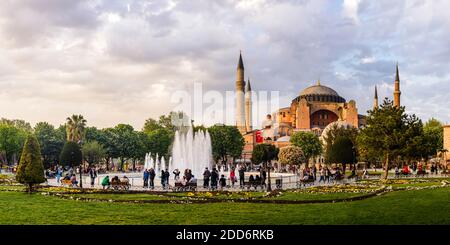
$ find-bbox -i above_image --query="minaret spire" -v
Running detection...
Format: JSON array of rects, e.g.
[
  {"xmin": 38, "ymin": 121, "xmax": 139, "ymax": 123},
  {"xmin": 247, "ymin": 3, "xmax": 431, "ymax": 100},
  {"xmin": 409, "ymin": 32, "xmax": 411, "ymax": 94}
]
[
  {"xmin": 245, "ymin": 77, "xmax": 252, "ymax": 132},
  {"xmin": 237, "ymin": 51, "xmax": 244, "ymax": 70},
  {"xmin": 235, "ymin": 51, "xmax": 246, "ymax": 133},
  {"xmin": 373, "ymin": 85, "xmax": 378, "ymax": 110},
  {"xmin": 393, "ymin": 63, "xmax": 401, "ymax": 108},
  {"xmin": 246, "ymin": 77, "xmax": 251, "ymax": 92},
  {"xmin": 395, "ymin": 62, "xmax": 400, "ymax": 82}
]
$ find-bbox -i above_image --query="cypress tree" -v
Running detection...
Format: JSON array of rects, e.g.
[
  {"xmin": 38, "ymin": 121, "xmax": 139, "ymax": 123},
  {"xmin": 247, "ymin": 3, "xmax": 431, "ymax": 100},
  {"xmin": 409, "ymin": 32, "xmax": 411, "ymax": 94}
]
[
  {"xmin": 16, "ymin": 134, "xmax": 46, "ymax": 193},
  {"xmin": 60, "ymin": 141, "xmax": 82, "ymax": 167}
]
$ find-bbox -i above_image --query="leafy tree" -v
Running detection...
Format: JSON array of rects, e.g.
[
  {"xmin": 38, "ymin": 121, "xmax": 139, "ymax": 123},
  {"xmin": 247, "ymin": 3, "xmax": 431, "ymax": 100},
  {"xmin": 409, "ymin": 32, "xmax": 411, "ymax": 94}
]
[
  {"xmin": 251, "ymin": 143, "xmax": 278, "ymax": 191},
  {"xmin": 0, "ymin": 123, "xmax": 27, "ymax": 166},
  {"xmin": 15, "ymin": 134, "xmax": 45, "ymax": 193},
  {"xmin": 130, "ymin": 131, "xmax": 149, "ymax": 170},
  {"xmin": 59, "ymin": 141, "xmax": 82, "ymax": 168},
  {"xmin": 34, "ymin": 122, "xmax": 65, "ymax": 168},
  {"xmin": 84, "ymin": 126, "xmax": 105, "ymax": 143},
  {"xmin": 327, "ymin": 135, "xmax": 355, "ymax": 174},
  {"xmin": 402, "ymin": 115, "xmax": 426, "ymax": 163},
  {"xmin": 82, "ymin": 141, "xmax": 106, "ymax": 166},
  {"xmin": 143, "ymin": 111, "xmax": 189, "ymax": 134},
  {"xmin": 56, "ymin": 124, "xmax": 67, "ymax": 142},
  {"xmin": 101, "ymin": 128, "xmax": 120, "ymax": 170},
  {"xmin": 143, "ymin": 118, "xmax": 163, "ymax": 133},
  {"xmin": 422, "ymin": 118, "xmax": 443, "ymax": 158},
  {"xmin": 110, "ymin": 124, "xmax": 140, "ymax": 169},
  {"xmin": 208, "ymin": 125, "xmax": 245, "ymax": 166},
  {"xmin": 144, "ymin": 128, "xmax": 173, "ymax": 160},
  {"xmin": 65, "ymin": 114, "xmax": 87, "ymax": 142},
  {"xmin": 358, "ymin": 98, "xmax": 423, "ymax": 179},
  {"xmin": 0, "ymin": 118, "xmax": 33, "ymax": 133},
  {"xmin": 290, "ymin": 131, "xmax": 322, "ymax": 165},
  {"xmin": 278, "ymin": 146, "xmax": 305, "ymax": 166}
]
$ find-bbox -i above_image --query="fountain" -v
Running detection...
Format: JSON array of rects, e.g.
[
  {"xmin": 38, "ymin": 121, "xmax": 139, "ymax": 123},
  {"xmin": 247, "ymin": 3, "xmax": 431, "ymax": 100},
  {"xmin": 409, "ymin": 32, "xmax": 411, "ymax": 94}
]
[{"xmin": 171, "ymin": 126, "xmax": 213, "ymax": 179}]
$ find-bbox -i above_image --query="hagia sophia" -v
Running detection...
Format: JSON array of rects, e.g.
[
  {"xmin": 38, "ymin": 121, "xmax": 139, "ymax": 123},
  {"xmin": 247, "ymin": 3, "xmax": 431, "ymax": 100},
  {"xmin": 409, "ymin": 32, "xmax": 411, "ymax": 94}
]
[{"xmin": 234, "ymin": 53, "xmax": 403, "ymax": 160}]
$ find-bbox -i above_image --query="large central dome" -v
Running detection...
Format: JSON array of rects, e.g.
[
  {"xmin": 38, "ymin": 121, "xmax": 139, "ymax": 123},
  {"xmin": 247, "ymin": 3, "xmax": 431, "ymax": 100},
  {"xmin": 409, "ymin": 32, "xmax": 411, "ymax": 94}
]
[
  {"xmin": 293, "ymin": 80, "xmax": 345, "ymax": 103},
  {"xmin": 300, "ymin": 84, "xmax": 339, "ymax": 96}
]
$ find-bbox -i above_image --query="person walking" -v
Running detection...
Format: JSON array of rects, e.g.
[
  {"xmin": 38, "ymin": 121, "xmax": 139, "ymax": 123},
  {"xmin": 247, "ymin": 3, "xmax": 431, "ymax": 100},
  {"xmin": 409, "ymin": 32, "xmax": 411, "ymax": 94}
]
[
  {"xmin": 325, "ymin": 167, "xmax": 331, "ymax": 183},
  {"xmin": 164, "ymin": 169, "xmax": 170, "ymax": 187},
  {"xmin": 211, "ymin": 168, "xmax": 219, "ymax": 190},
  {"xmin": 173, "ymin": 169, "xmax": 180, "ymax": 181},
  {"xmin": 238, "ymin": 166, "xmax": 245, "ymax": 188},
  {"xmin": 203, "ymin": 167, "xmax": 211, "ymax": 188},
  {"xmin": 149, "ymin": 168, "xmax": 155, "ymax": 189},
  {"xmin": 160, "ymin": 170, "xmax": 166, "ymax": 189},
  {"xmin": 319, "ymin": 167, "xmax": 325, "ymax": 183},
  {"xmin": 143, "ymin": 169, "xmax": 149, "ymax": 188},
  {"xmin": 89, "ymin": 167, "xmax": 97, "ymax": 187},
  {"xmin": 261, "ymin": 168, "xmax": 267, "ymax": 188},
  {"xmin": 56, "ymin": 166, "xmax": 62, "ymax": 184},
  {"xmin": 312, "ymin": 165, "xmax": 317, "ymax": 180},
  {"xmin": 229, "ymin": 167, "xmax": 236, "ymax": 187}
]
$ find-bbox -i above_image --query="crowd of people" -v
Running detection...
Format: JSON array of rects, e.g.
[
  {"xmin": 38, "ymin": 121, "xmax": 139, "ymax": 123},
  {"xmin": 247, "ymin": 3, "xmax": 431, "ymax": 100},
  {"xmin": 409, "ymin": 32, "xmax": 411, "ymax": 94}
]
[{"xmin": 39, "ymin": 159, "xmax": 448, "ymax": 191}]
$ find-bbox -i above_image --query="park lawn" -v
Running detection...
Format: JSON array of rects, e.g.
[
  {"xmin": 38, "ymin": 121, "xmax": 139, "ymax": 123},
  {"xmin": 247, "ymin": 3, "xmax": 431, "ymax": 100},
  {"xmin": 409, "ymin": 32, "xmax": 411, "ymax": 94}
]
[
  {"xmin": 68, "ymin": 193, "xmax": 176, "ymax": 201},
  {"xmin": 0, "ymin": 187, "xmax": 449, "ymax": 224},
  {"xmin": 270, "ymin": 191, "xmax": 365, "ymax": 201},
  {"xmin": 166, "ymin": 191, "xmax": 266, "ymax": 200}
]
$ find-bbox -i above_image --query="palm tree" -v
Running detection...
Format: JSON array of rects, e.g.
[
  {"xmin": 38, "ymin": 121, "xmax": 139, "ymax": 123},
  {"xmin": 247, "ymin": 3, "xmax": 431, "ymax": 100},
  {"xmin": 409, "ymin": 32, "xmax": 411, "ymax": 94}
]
[
  {"xmin": 66, "ymin": 115, "xmax": 87, "ymax": 142},
  {"xmin": 65, "ymin": 114, "xmax": 87, "ymax": 188}
]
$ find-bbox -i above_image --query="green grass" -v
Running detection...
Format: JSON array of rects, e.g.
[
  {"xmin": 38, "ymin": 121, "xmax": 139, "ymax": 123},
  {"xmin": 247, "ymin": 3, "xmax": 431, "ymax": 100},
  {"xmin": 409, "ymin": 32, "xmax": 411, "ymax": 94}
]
[
  {"xmin": 69, "ymin": 193, "xmax": 176, "ymax": 201},
  {"xmin": 270, "ymin": 191, "xmax": 364, "ymax": 201},
  {"xmin": 0, "ymin": 187, "xmax": 449, "ymax": 224}
]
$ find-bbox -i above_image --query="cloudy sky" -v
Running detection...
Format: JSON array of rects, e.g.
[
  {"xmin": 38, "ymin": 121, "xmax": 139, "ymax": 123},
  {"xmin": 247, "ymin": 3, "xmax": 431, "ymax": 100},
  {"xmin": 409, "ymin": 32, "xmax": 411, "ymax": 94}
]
[{"xmin": 0, "ymin": 0, "xmax": 449, "ymax": 129}]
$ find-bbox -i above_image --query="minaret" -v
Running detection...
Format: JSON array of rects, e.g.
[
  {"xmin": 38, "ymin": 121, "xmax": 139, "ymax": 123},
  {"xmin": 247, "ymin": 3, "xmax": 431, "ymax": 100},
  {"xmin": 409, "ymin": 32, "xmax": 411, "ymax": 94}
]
[
  {"xmin": 393, "ymin": 63, "xmax": 401, "ymax": 108},
  {"xmin": 373, "ymin": 85, "xmax": 378, "ymax": 110},
  {"xmin": 235, "ymin": 52, "xmax": 246, "ymax": 133},
  {"xmin": 245, "ymin": 77, "xmax": 252, "ymax": 132}
]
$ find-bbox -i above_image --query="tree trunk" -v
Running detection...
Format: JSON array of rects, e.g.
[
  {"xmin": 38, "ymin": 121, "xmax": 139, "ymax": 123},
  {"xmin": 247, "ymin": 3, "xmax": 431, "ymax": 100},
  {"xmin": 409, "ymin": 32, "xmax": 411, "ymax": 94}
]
[
  {"xmin": 266, "ymin": 161, "xmax": 272, "ymax": 192},
  {"xmin": 28, "ymin": 183, "xmax": 33, "ymax": 194},
  {"xmin": 383, "ymin": 154, "xmax": 389, "ymax": 180},
  {"xmin": 106, "ymin": 157, "xmax": 110, "ymax": 171},
  {"xmin": 79, "ymin": 164, "xmax": 83, "ymax": 188}
]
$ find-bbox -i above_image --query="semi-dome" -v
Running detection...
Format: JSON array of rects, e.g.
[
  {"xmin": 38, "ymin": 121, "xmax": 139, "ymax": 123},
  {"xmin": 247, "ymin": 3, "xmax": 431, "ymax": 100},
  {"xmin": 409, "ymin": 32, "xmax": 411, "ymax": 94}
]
[{"xmin": 300, "ymin": 84, "xmax": 339, "ymax": 96}]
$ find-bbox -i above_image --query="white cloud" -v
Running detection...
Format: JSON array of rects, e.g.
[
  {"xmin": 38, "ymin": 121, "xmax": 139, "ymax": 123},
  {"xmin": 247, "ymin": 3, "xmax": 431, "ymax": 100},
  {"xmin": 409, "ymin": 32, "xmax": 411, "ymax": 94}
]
[
  {"xmin": 0, "ymin": 0, "xmax": 449, "ymax": 128},
  {"xmin": 342, "ymin": 0, "xmax": 361, "ymax": 24}
]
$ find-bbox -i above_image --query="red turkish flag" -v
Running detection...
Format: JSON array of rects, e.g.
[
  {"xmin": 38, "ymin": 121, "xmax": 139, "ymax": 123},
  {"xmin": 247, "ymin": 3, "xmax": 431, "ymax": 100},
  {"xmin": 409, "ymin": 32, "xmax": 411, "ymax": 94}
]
[{"xmin": 255, "ymin": 130, "xmax": 263, "ymax": 143}]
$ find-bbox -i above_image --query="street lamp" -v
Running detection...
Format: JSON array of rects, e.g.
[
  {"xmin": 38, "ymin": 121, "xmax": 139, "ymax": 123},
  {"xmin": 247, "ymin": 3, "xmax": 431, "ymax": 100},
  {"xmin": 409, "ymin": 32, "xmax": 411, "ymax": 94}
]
[{"xmin": 78, "ymin": 139, "xmax": 83, "ymax": 189}]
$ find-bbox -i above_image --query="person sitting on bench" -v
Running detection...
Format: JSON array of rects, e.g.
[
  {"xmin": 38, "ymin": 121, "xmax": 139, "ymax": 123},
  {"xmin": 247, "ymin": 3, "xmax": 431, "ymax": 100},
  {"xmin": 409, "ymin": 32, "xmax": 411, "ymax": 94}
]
[
  {"xmin": 70, "ymin": 174, "xmax": 78, "ymax": 187},
  {"xmin": 121, "ymin": 175, "xmax": 129, "ymax": 184},
  {"xmin": 111, "ymin": 176, "xmax": 120, "ymax": 184},
  {"xmin": 255, "ymin": 175, "xmax": 262, "ymax": 189},
  {"xmin": 101, "ymin": 176, "xmax": 110, "ymax": 189}
]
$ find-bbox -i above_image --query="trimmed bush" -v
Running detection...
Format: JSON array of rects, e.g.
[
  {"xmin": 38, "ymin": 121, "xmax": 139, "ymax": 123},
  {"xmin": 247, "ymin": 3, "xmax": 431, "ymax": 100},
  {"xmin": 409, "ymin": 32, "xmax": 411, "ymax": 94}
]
[{"xmin": 16, "ymin": 134, "xmax": 46, "ymax": 193}]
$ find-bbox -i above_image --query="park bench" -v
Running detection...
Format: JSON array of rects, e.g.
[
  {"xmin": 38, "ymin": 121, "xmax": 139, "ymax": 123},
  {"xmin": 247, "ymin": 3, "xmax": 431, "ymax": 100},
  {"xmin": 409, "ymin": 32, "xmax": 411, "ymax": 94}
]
[
  {"xmin": 297, "ymin": 178, "xmax": 315, "ymax": 187},
  {"xmin": 60, "ymin": 179, "xmax": 74, "ymax": 187},
  {"xmin": 415, "ymin": 171, "xmax": 429, "ymax": 178},
  {"xmin": 243, "ymin": 181, "xmax": 264, "ymax": 190},
  {"xmin": 111, "ymin": 181, "xmax": 131, "ymax": 191},
  {"xmin": 173, "ymin": 182, "xmax": 197, "ymax": 192}
]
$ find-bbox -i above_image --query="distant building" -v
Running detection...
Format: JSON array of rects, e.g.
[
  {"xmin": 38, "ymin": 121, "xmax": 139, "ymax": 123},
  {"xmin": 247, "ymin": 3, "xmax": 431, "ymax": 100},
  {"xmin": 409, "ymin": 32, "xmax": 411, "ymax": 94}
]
[
  {"xmin": 444, "ymin": 125, "xmax": 450, "ymax": 155},
  {"xmin": 232, "ymin": 52, "xmax": 401, "ymax": 161}
]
